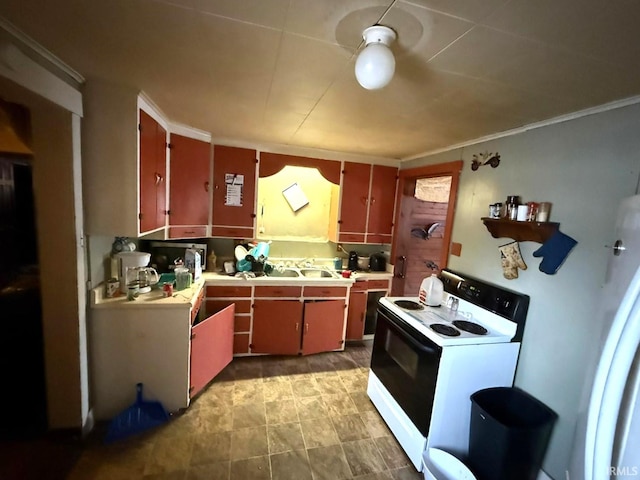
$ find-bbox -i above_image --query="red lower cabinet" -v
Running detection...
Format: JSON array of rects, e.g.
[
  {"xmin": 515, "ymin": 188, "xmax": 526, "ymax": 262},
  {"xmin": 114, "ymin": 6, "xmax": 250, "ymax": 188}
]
[
  {"xmin": 251, "ymin": 300, "xmax": 303, "ymax": 355},
  {"xmin": 302, "ymin": 300, "xmax": 346, "ymax": 355},
  {"xmin": 190, "ymin": 304, "xmax": 234, "ymax": 398}
]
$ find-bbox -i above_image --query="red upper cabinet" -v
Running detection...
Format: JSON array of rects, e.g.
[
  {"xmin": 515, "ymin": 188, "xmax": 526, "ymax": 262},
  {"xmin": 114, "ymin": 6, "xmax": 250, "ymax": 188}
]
[
  {"xmin": 212, "ymin": 145, "xmax": 257, "ymax": 238},
  {"xmin": 339, "ymin": 162, "xmax": 371, "ymax": 242},
  {"xmin": 338, "ymin": 162, "xmax": 398, "ymax": 244},
  {"xmin": 367, "ymin": 165, "xmax": 398, "ymax": 243},
  {"xmin": 139, "ymin": 109, "xmax": 167, "ymax": 234},
  {"xmin": 168, "ymin": 134, "xmax": 210, "ymax": 237}
]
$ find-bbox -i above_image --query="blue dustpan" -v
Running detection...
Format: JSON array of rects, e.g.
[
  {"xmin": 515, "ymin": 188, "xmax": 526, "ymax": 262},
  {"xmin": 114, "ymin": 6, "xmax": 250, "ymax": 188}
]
[{"xmin": 105, "ymin": 383, "xmax": 169, "ymax": 443}]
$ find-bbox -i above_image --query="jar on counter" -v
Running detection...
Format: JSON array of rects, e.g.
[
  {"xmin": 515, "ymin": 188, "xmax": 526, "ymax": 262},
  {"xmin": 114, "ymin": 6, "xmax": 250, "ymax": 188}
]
[{"xmin": 506, "ymin": 196, "xmax": 520, "ymax": 220}]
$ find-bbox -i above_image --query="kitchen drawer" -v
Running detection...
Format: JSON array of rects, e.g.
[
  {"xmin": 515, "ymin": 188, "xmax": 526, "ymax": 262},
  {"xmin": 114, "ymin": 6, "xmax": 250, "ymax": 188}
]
[
  {"xmin": 304, "ymin": 286, "xmax": 348, "ymax": 297},
  {"xmin": 168, "ymin": 226, "xmax": 207, "ymax": 238},
  {"xmin": 206, "ymin": 299, "xmax": 251, "ymax": 314},
  {"xmin": 367, "ymin": 279, "xmax": 390, "ymax": 290},
  {"xmin": 233, "ymin": 333, "xmax": 250, "ymax": 354},
  {"xmin": 338, "ymin": 233, "xmax": 365, "ymax": 243},
  {"xmin": 351, "ymin": 281, "xmax": 368, "ymax": 292},
  {"xmin": 254, "ymin": 286, "xmax": 302, "ymax": 298},
  {"xmin": 365, "ymin": 233, "xmax": 392, "ymax": 244},
  {"xmin": 234, "ymin": 315, "xmax": 251, "ymax": 332},
  {"xmin": 211, "ymin": 226, "xmax": 254, "ymax": 238},
  {"xmin": 206, "ymin": 285, "xmax": 252, "ymax": 297}
]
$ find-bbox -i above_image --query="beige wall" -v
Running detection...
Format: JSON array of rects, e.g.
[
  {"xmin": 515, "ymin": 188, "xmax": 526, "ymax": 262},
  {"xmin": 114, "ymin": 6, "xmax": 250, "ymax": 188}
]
[{"xmin": 402, "ymin": 102, "xmax": 640, "ymax": 479}]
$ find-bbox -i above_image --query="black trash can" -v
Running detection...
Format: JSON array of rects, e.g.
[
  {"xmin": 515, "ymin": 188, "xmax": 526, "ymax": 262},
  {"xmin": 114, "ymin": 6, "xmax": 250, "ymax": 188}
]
[{"xmin": 468, "ymin": 387, "xmax": 557, "ymax": 480}]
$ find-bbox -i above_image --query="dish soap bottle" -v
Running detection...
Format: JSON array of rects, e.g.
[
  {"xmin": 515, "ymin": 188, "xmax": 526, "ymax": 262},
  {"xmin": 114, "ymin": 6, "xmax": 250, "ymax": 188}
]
[
  {"xmin": 419, "ymin": 274, "xmax": 443, "ymax": 306},
  {"xmin": 207, "ymin": 250, "xmax": 217, "ymax": 272}
]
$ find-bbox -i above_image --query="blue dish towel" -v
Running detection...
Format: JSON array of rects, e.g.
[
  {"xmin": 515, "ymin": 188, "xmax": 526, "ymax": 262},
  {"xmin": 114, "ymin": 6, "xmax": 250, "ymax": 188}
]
[{"xmin": 532, "ymin": 230, "xmax": 578, "ymax": 274}]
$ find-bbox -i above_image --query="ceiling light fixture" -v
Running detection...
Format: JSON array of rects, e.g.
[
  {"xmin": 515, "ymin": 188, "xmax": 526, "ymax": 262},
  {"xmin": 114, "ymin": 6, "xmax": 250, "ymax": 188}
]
[{"xmin": 355, "ymin": 25, "xmax": 397, "ymax": 90}]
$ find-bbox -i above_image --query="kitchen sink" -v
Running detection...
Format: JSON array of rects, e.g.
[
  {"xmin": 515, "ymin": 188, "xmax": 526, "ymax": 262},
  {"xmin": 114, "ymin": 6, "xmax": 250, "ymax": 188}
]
[
  {"xmin": 266, "ymin": 268, "xmax": 300, "ymax": 278},
  {"xmin": 300, "ymin": 269, "xmax": 336, "ymax": 278}
]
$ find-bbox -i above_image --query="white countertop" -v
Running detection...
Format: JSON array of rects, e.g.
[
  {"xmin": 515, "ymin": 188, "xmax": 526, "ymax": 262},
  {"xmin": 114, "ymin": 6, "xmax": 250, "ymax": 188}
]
[{"xmin": 91, "ymin": 269, "xmax": 393, "ymax": 309}]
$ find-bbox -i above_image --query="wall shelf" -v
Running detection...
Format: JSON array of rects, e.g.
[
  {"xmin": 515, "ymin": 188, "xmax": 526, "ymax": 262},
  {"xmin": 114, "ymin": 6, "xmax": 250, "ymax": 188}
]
[{"xmin": 481, "ymin": 218, "xmax": 559, "ymax": 243}]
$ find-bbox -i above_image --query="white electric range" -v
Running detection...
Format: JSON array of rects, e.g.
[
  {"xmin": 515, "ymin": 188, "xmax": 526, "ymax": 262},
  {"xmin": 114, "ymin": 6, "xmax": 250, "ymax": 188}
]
[{"xmin": 367, "ymin": 269, "xmax": 530, "ymax": 473}]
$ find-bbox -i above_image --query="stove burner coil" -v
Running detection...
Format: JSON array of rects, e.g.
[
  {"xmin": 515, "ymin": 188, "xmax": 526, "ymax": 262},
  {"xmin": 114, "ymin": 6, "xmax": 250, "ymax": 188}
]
[
  {"xmin": 430, "ymin": 323, "xmax": 460, "ymax": 336},
  {"xmin": 394, "ymin": 300, "xmax": 424, "ymax": 310},
  {"xmin": 453, "ymin": 320, "xmax": 488, "ymax": 335}
]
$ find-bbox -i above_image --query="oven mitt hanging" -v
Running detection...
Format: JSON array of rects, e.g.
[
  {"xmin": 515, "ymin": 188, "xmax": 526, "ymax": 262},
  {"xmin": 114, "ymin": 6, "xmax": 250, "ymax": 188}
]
[
  {"xmin": 499, "ymin": 241, "xmax": 527, "ymax": 280},
  {"xmin": 532, "ymin": 230, "xmax": 577, "ymax": 274}
]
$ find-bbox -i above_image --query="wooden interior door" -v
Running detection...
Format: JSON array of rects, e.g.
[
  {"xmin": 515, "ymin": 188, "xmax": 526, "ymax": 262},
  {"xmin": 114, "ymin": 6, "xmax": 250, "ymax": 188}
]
[{"xmin": 391, "ymin": 162, "xmax": 462, "ymax": 296}]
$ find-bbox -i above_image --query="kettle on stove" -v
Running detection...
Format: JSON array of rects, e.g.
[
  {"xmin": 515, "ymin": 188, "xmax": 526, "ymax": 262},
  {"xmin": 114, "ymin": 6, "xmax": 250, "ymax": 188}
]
[{"xmin": 348, "ymin": 251, "xmax": 359, "ymax": 271}]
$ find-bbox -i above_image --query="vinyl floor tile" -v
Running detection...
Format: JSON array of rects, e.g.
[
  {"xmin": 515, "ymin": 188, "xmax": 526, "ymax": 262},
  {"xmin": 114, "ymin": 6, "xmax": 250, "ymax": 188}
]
[{"xmin": 63, "ymin": 341, "xmax": 420, "ymax": 480}]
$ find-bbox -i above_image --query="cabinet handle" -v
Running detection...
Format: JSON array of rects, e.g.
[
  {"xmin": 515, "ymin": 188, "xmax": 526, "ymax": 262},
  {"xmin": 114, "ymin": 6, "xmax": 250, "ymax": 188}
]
[
  {"xmin": 295, "ymin": 322, "xmax": 299, "ymax": 332},
  {"xmin": 155, "ymin": 173, "xmax": 162, "ymax": 186},
  {"xmin": 205, "ymin": 181, "xmax": 209, "ymax": 192},
  {"xmin": 361, "ymin": 196, "xmax": 368, "ymax": 205},
  {"xmin": 305, "ymin": 323, "xmax": 309, "ymax": 333},
  {"xmin": 397, "ymin": 255, "xmax": 407, "ymax": 279},
  {"xmin": 370, "ymin": 197, "xmax": 376, "ymax": 205}
]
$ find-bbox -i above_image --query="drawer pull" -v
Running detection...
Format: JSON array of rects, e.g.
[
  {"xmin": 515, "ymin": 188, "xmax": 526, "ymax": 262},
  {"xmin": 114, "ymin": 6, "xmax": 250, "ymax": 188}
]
[{"xmin": 295, "ymin": 322, "xmax": 299, "ymax": 332}]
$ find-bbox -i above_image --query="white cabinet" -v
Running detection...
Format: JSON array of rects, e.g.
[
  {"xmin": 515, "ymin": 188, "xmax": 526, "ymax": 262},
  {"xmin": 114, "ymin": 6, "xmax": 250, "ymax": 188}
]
[
  {"xmin": 83, "ymin": 80, "xmax": 168, "ymax": 237},
  {"xmin": 89, "ymin": 283, "xmax": 233, "ymax": 420}
]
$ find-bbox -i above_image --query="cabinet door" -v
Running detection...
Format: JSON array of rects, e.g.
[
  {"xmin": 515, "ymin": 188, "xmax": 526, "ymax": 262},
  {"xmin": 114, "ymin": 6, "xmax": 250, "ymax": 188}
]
[
  {"xmin": 302, "ymin": 300, "xmax": 346, "ymax": 355},
  {"xmin": 251, "ymin": 300, "xmax": 303, "ymax": 355},
  {"xmin": 339, "ymin": 162, "xmax": 371, "ymax": 239},
  {"xmin": 139, "ymin": 109, "xmax": 167, "ymax": 233},
  {"xmin": 367, "ymin": 164, "xmax": 397, "ymax": 237},
  {"xmin": 346, "ymin": 291, "xmax": 367, "ymax": 341},
  {"xmin": 169, "ymin": 134, "xmax": 210, "ymax": 226},
  {"xmin": 190, "ymin": 304, "xmax": 234, "ymax": 398},
  {"xmin": 212, "ymin": 145, "xmax": 256, "ymax": 237}
]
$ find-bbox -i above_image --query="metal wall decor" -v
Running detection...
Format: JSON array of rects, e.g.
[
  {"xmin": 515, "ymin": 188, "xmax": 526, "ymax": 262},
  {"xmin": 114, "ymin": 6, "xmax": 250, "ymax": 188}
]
[{"xmin": 471, "ymin": 151, "xmax": 500, "ymax": 171}]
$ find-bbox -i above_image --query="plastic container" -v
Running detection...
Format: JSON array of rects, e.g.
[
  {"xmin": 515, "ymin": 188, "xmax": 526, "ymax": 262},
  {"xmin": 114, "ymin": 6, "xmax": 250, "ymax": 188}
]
[
  {"xmin": 419, "ymin": 274, "xmax": 443, "ymax": 306},
  {"xmin": 468, "ymin": 387, "xmax": 557, "ymax": 480},
  {"xmin": 175, "ymin": 267, "xmax": 192, "ymax": 291}
]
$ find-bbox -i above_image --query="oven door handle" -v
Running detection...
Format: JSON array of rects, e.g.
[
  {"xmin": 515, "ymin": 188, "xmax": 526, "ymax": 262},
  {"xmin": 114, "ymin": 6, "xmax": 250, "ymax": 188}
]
[{"xmin": 380, "ymin": 311, "xmax": 441, "ymax": 355}]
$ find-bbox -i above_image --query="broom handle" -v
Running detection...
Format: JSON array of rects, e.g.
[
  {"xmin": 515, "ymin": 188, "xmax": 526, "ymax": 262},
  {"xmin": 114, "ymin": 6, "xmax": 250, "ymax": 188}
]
[{"xmin": 136, "ymin": 383, "xmax": 143, "ymax": 403}]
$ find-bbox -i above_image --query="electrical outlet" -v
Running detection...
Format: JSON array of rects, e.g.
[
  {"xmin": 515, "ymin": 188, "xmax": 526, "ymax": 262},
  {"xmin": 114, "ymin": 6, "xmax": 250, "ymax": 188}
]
[{"xmin": 337, "ymin": 243, "xmax": 343, "ymax": 252}]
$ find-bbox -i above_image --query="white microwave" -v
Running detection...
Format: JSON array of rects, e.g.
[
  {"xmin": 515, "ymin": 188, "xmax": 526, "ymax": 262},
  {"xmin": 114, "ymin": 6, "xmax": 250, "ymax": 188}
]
[{"xmin": 148, "ymin": 241, "xmax": 207, "ymax": 274}]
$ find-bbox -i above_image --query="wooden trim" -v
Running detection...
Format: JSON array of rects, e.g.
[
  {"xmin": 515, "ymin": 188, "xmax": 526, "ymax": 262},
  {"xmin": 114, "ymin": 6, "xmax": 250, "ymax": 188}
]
[{"xmin": 259, "ymin": 152, "xmax": 341, "ymax": 184}]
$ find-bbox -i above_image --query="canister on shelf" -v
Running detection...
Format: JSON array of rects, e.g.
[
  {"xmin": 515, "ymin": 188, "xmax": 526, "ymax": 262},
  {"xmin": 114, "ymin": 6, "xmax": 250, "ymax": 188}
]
[
  {"xmin": 516, "ymin": 204, "xmax": 529, "ymax": 221},
  {"xmin": 537, "ymin": 202, "xmax": 552, "ymax": 222},
  {"xmin": 527, "ymin": 202, "xmax": 539, "ymax": 221},
  {"xmin": 489, "ymin": 203, "xmax": 502, "ymax": 219},
  {"xmin": 506, "ymin": 196, "xmax": 520, "ymax": 220}
]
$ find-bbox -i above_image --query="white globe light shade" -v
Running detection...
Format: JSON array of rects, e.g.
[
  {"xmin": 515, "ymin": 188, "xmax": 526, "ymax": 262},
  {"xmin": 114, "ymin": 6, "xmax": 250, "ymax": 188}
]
[{"xmin": 355, "ymin": 42, "xmax": 396, "ymax": 90}]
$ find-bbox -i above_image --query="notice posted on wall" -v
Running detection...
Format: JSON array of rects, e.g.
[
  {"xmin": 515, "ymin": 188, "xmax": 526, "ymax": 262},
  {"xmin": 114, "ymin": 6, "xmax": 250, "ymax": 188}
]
[{"xmin": 225, "ymin": 174, "xmax": 244, "ymax": 206}]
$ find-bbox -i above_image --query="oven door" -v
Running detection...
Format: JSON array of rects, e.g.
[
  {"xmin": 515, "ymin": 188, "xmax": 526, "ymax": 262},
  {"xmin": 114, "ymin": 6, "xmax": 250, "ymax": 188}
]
[{"xmin": 370, "ymin": 305, "xmax": 442, "ymax": 436}]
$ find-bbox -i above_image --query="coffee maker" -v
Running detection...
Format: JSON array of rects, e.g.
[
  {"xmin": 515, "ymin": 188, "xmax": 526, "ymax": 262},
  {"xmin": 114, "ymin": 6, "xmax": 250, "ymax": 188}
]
[
  {"xmin": 115, "ymin": 251, "xmax": 152, "ymax": 293},
  {"xmin": 348, "ymin": 251, "xmax": 359, "ymax": 271}
]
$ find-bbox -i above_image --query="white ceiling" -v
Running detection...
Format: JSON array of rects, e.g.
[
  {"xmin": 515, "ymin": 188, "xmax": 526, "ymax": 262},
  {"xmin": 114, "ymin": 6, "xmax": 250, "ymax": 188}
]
[{"xmin": 1, "ymin": 0, "xmax": 639, "ymax": 160}]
